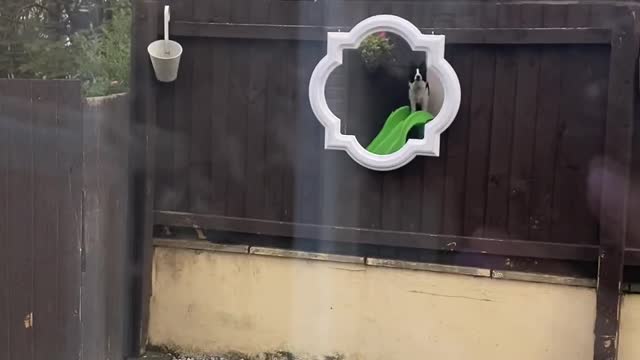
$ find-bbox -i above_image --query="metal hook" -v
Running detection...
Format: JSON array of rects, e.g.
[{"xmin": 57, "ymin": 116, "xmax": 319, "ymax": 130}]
[{"xmin": 164, "ymin": 5, "xmax": 170, "ymax": 55}]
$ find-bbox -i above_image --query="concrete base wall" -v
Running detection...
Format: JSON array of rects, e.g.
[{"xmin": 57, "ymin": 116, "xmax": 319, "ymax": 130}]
[
  {"xmin": 146, "ymin": 245, "xmax": 627, "ymax": 359},
  {"xmin": 620, "ymin": 295, "xmax": 640, "ymax": 360}
]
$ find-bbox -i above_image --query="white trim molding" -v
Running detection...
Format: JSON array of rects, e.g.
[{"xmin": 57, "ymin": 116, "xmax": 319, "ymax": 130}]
[{"xmin": 309, "ymin": 14, "xmax": 461, "ymax": 171}]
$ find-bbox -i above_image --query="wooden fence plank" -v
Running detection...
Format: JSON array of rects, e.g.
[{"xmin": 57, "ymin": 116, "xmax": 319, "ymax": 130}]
[
  {"xmin": 244, "ymin": 42, "xmax": 270, "ymax": 219},
  {"xmin": 82, "ymin": 95, "xmax": 106, "ymax": 360},
  {"xmin": 295, "ymin": 43, "xmax": 325, "ymax": 224},
  {"xmin": 31, "ymin": 80, "xmax": 61, "ymax": 360},
  {"xmin": 211, "ymin": 0, "xmax": 231, "ymax": 23},
  {"xmin": 172, "ymin": 39, "xmax": 193, "ymax": 212},
  {"xmin": 483, "ymin": 5, "xmax": 520, "ymax": 238},
  {"xmin": 442, "ymin": 46, "xmax": 472, "ymax": 236},
  {"xmin": 192, "ymin": 0, "xmax": 213, "ymax": 22},
  {"xmin": 463, "ymin": 46, "xmax": 495, "ymax": 237},
  {"xmin": 381, "ymin": 169, "xmax": 404, "ymax": 231},
  {"xmin": 131, "ymin": 1, "xmax": 159, "ymax": 353},
  {"xmin": 507, "ymin": 4, "xmax": 542, "ymax": 240},
  {"xmin": 463, "ymin": 4, "xmax": 498, "ymax": 237},
  {"xmin": 57, "ymin": 81, "xmax": 82, "ymax": 360},
  {"xmin": 98, "ymin": 94, "xmax": 129, "ymax": 360},
  {"xmin": 224, "ymin": 40, "xmax": 250, "ymax": 217},
  {"xmin": 6, "ymin": 80, "xmax": 35, "ymax": 360},
  {"xmin": 281, "ymin": 42, "xmax": 298, "ymax": 223},
  {"xmin": 551, "ymin": 8, "xmax": 602, "ymax": 245},
  {"xmin": 242, "ymin": 0, "xmax": 270, "ymax": 221},
  {"xmin": 154, "ymin": 82, "xmax": 176, "ymax": 210},
  {"xmin": 210, "ymin": 38, "xmax": 231, "ymax": 215},
  {"xmin": 0, "ymin": 79, "xmax": 9, "ymax": 360},
  {"xmin": 441, "ymin": 9, "xmax": 479, "ymax": 235},
  {"xmin": 172, "ymin": 0, "xmax": 193, "ymax": 21},
  {"xmin": 529, "ymin": 6, "xmax": 567, "ymax": 242},
  {"xmin": 421, "ymin": 154, "xmax": 446, "ymax": 234},
  {"xmin": 400, "ymin": 159, "xmax": 424, "ymax": 232},
  {"xmin": 189, "ymin": 38, "xmax": 213, "ymax": 213},
  {"xmin": 263, "ymin": 41, "xmax": 288, "ymax": 221}
]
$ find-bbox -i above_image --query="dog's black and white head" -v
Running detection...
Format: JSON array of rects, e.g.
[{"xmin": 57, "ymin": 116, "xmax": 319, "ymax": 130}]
[{"xmin": 408, "ymin": 63, "xmax": 429, "ymax": 93}]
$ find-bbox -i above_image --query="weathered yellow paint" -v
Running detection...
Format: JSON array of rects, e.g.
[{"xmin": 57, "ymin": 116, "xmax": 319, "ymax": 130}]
[
  {"xmin": 619, "ymin": 294, "xmax": 640, "ymax": 359},
  {"xmin": 149, "ymin": 247, "xmax": 597, "ymax": 360}
]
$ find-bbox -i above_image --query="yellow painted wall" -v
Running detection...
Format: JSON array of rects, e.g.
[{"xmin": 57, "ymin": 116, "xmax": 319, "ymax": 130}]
[
  {"xmin": 149, "ymin": 247, "xmax": 599, "ymax": 360},
  {"xmin": 620, "ymin": 294, "xmax": 640, "ymax": 359}
]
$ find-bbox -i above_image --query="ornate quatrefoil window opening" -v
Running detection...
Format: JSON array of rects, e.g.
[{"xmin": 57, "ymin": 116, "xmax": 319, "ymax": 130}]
[{"xmin": 309, "ymin": 15, "xmax": 461, "ymax": 171}]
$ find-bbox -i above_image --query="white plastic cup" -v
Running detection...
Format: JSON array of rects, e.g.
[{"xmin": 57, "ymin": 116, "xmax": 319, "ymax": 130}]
[{"xmin": 148, "ymin": 40, "xmax": 183, "ymax": 82}]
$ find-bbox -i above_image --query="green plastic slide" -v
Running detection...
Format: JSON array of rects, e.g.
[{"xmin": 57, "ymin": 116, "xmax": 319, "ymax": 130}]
[{"xmin": 367, "ymin": 106, "xmax": 434, "ymax": 155}]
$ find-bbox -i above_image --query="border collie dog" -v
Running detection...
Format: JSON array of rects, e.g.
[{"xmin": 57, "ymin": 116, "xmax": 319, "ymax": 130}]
[{"xmin": 408, "ymin": 64, "xmax": 430, "ymax": 113}]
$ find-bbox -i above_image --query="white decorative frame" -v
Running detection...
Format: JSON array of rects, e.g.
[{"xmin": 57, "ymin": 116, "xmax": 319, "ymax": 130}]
[{"xmin": 309, "ymin": 14, "xmax": 461, "ymax": 171}]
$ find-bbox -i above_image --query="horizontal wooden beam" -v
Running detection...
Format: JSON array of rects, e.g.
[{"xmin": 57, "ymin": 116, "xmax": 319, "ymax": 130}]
[
  {"xmin": 625, "ymin": 248, "xmax": 640, "ymax": 266},
  {"xmin": 161, "ymin": 22, "xmax": 612, "ymax": 44},
  {"xmin": 154, "ymin": 211, "xmax": 600, "ymax": 261}
]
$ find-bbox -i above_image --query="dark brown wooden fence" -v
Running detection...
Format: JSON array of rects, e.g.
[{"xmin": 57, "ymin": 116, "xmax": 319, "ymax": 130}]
[
  {"xmin": 0, "ymin": 79, "xmax": 83, "ymax": 360},
  {"xmin": 0, "ymin": 80, "xmax": 132, "ymax": 360},
  {"xmin": 131, "ymin": 1, "xmax": 640, "ymax": 359},
  {"xmin": 143, "ymin": 1, "xmax": 637, "ymax": 261}
]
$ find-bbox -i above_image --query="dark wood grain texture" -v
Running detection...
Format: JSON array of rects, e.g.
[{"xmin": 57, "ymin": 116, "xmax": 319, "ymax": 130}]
[
  {"xmin": 171, "ymin": 37, "xmax": 193, "ymax": 212},
  {"xmin": 463, "ymin": 45, "xmax": 495, "ymax": 237},
  {"xmin": 224, "ymin": 40, "xmax": 250, "ymax": 218},
  {"xmin": 263, "ymin": 41, "xmax": 288, "ymax": 221},
  {"xmin": 209, "ymin": 38, "xmax": 231, "ymax": 215},
  {"xmin": 81, "ymin": 94, "xmax": 106, "ymax": 360},
  {"xmin": 131, "ymin": 0, "xmax": 159, "ymax": 355},
  {"xmin": 528, "ymin": 6, "xmax": 568, "ymax": 243},
  {"xmin": 280, "ymin": 42, "xmax": 298, "ymax": 223},
  {"xmin": 442, "ymin": 46, "xmax": 471, "ymax": 236},
  {"xmin": 6, "ymin": 80, "xmax": 35, "ymax": 360},
  {"xmin": 56, "ymin": 81, "xmax": 82, "ymax": 360},
  {"xmin": 508, "ymin": 4, "xmax": 542, "ymax": 240},
  {"xmin": 31, "ymin": 81, "xmax": 60, "ymax": 360},
  {"xmin": 0, "ymin": 79, "xmax": 9, "ymax": 360},
  {"xmin": 83, "ymin": 94, "xmax": 131, "ymax": 360},
  {"xmin": 294, "ymin": 43, "xmax": 325, "ymax": 225},
  {"xmin": 551, "ymin": 7, "xmax": 603, "ymax": 246},
  {"xmin": 189, "ymin": 38, "xmax": 213, "ymax": 213},
  {"xmin": 483, "ymin": 7, "xmax": 519, "ymax": 238}
]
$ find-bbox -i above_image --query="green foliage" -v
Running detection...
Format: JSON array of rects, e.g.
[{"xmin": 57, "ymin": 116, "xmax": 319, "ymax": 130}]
[
  {"xmin": 358, "ymin": 32, "xmax": 394, "ymax": 70},
  {"xmin": 75, "ymin": 3, "xmax": 131, "ymax": 96},
  {"xmin": 0, "ymin": 0, "xmax": 131, "ymax": 97}
]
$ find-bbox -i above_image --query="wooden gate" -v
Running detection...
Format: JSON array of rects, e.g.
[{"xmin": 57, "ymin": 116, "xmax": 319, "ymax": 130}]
[
  {"xmin": 0, "ymin": 80, "xmax": 83, "ymax": 360},
  {"xmin": 0, "ymin": 80, "xmax": 132, "ymax": 360}
]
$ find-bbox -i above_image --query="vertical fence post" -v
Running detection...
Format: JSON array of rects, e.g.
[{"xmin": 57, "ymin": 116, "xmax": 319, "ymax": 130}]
[
  {"xmin": 593, "ymin": 6, "xmax": 639, "ymax": 360},
  {"xmin": 130, "ymin": 0, "xmax": 159, "ymax": 356}
]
